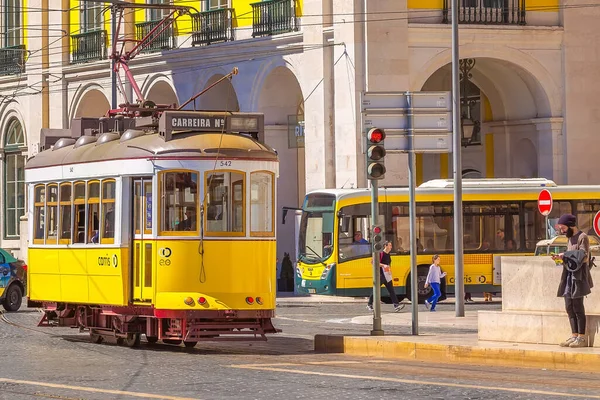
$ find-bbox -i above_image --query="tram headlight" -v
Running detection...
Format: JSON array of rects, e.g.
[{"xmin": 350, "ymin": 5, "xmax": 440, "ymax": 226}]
[{"xmin": 320, "ymin": 263, "xmax": 335, "ymax": 279}]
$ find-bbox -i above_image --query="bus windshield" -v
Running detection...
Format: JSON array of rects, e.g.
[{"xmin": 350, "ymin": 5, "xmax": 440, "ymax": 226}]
[{"xmin": 299, "ymin": 193, "xmax": 336, "ymax": 264}]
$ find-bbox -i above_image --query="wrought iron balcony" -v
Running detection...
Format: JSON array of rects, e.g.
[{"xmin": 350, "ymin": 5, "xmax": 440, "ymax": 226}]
[
  {"xmin": 191, "ymin": 8, "xmax": 234, "ymax": 46},
  {"xmin": 251, "ymin": 0, "xmax": 298, "ymax": 38},
  {"xmin": 0, "ymin": 45, "xmax": 26, "ymax": 76},
  {"xmin": 443, "ymin": 0, "xmax": 526, "ymax": 25},
  {"xmin": 135, "ymin": 19, "xmax": 176, "ymax": 53},
  {"xmin": 71, "ymin": 30, "xmax": 107, "ymax": 64}
]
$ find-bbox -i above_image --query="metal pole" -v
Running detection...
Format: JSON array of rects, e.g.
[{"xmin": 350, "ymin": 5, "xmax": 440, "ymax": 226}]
[
  {"xmin": 451, "ymin": 0, "xmax": 465, "ymax": 317},
  {"xmin": 111, "ymin": 7, "xmax": 117, "ymax": 109},
  {"xmin": 370, "ymin": 180, "xmax": 384, "ymax": 336},
  {"xmin": 407, "ymin": 92, "xmax": 419, "ymax": 335},
  {"xmin": 545, "ymin": 215, "xmax": 549, "ymax": 240}
]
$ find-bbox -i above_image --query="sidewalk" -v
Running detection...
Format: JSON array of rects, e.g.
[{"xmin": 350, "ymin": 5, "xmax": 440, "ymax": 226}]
[
  {"xmin": 276, "ymin": 293, "xmax": 501, "ymax": 305},
  {"xmin": 314, "ymin": 309, "xmax": 600, "ymax": 373}
]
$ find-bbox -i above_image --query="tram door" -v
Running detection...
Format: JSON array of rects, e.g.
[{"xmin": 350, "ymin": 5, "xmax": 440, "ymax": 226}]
[{"xmin": 132, "ymin": 178, "xmax": 154, "ymax": 303}]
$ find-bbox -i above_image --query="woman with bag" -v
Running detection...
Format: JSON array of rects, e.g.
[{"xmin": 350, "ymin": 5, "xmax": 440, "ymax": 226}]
[{"xmin": 367, "ymin": 241, "xmax": 405, "ymax": 313}]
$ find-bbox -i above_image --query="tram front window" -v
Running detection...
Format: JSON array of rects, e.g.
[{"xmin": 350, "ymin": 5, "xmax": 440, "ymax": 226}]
[{"xmin": 299, "ymin": 194, "xmax": 335, "ymax": 264}]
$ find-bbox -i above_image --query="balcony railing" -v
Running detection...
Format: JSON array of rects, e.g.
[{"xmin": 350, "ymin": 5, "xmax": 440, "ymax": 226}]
[
  {"xmin": 443, "ymin": 0, "xmax": 526, "ymax": 25},
  {"xmin": 135, "ymin": 20, "xmax": 176, "ymax": 53},
  {"xmin": 0, "ymin": 45, "xmax": 26, "ymax": 76},
  {"xmin": 71, "ymin": 30, "xmax": 107, "ymax": 64},
  {"xmin": 191, "ymin": 8, "xmax": 234, "ymax": 46},
  {"xmin": 251, "ymin": 0, "xmax": 298, "ymax": 38}
]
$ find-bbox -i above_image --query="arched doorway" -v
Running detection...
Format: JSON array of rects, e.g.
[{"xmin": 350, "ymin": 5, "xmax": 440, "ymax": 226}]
[
  {"xmin": 197, "ymin": 74, "xmax": 240, "ymax": 112},
  {"xmin": 417, "ymin": 57, "xmax": 558, "ymax": 183},
  {"xmin": 256, "ymin": 66, "xmax": 304, "ymax": 288},
  {"xmin": 73, "ymin": 89, "xmax": 110, "ymax": 118},
  {"xmin": 3, "ymin": 118, "xmax": 26, "ymax": 239},
  {"xmin": 146, "ymin": 79, "xmax": 179, "ymax": 108}
]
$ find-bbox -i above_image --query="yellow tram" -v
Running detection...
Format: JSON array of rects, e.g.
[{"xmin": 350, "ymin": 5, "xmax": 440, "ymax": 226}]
[{"xmin": 25, "ymin": 110, "xmax": 279, "ymax": 347}]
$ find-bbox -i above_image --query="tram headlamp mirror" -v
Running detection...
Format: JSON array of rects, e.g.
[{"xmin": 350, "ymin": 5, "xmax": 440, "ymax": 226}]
[{"xmin": 230, "ymin": 116, "xmax": 258, "ymax": 131}]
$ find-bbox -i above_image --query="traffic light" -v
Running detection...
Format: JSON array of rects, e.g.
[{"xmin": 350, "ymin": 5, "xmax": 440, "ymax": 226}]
[
  {"xmin": 372, "ymin": 225, "xmax": 384, "ymax": 252},
  {"xmin": 366, "ymin": 128, "xmax": 386, "ymax": 180}
]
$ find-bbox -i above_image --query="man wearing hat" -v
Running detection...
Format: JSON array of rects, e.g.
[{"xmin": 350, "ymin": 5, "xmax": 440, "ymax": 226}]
[{"xmin": 552, "ymin": 214, "xmax": 593, "ymax": 348}]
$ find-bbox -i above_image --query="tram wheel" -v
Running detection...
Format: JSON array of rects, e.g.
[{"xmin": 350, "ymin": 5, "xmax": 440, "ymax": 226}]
[
  {"xmin": 183, "ymin": 341, "xmax": 197, "ymax": 348},
  {"xmin": 146, "ymin": 335, "xmax": 159, "ymax": 344},
  {"xmin": 163, "ymin": 339, "xmax": 182, "ymax": 346},
  {"xmin": 89, "ymin": 330, "xmax": 103, "ymax": 344},
  {"xmin": 118, "ymin": 333, "xmax": 141, "ymax": 348}
]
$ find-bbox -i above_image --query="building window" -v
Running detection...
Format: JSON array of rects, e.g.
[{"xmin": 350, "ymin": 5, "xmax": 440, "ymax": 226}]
[
  {"xmin": 4, "ymin": 118, "xmax": 25, "ymax": 239},
  {"xmin": 160, "ymin": 171, "xmax": 198, "ymax": 234},
  {"xmin": 147, "ymin": 0, "xmax": 170, "ymax": 21},
  {"xmin": 80, "ymin": 0, "xmax": 103, "ymax": 32},
  {"xmin": 3, "ymin": 0, "xmax": 22, "ymax": 47},
  {"xmin": 250, "ymin": 171, "xmax": 274, "ymax": 236},
  {"xmin": 203, "ymin": 0, "xmax": 228, "ymax": 11},
  {"xmin": 205, "ymin": 171, "xmax": 245, "ymax": 235}
]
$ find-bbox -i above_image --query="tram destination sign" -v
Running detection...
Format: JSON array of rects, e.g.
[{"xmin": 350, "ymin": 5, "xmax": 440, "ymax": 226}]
[{"xmin": 159, "ymin": 111, "xmax": 264, "ymax": 141}]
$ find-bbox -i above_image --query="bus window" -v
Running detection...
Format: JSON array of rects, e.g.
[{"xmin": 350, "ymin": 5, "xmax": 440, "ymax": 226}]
[
  {"xmin": 415, "ymin": 203, "xmax": 451, "ymax": 253},
  {"xmin": 299, "ymin": 193, "xmax": 336, "ymax": 263},
  {"xmin": 33, "ymin": 185, "xmax": 45, "ymax": 244},
  {"xmin": 46, "ymin": 184, "xmax": 58, "ymax": 244},
  {"xmin": 73, "ymin": 181, "xmax": 86, "ymax": 243},
  {"xmin": 59, "ymin": 183, "xmax": 72, "ymax": 244},
  {"xmin": 576, "ymin": 200, "xmax": 600, "ymax": 240},
  {"xmin": 336, "ymin": 203, "xmax": 383, "ymax": 261}
]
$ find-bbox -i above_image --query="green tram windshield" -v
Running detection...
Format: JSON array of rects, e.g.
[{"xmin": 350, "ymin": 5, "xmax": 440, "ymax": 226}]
[{"xmin": 299, "ymin": 193, "xmax": 336, "ymax": 265}]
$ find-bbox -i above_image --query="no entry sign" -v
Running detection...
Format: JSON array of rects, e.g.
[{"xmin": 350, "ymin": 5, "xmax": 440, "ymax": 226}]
[
  {"xmin": 593, "ymin": 211, "xmax": 600, "ymax": 237},
  {"xmin": 538, "ymin": 189, "xmax": 553, "ymax": 217}
]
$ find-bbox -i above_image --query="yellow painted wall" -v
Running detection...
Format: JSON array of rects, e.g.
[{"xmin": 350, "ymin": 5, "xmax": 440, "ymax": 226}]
[
  {"xmin": 23, "ymin": 0, "xmax": 28, "ymax": 48},
  {"xmin": 407, "ymin": 0, "xmax": 558, "ymax": 11}
]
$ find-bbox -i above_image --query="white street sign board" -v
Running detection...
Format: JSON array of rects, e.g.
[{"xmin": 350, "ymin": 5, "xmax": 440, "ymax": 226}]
[
  {"xmin": 362, "ymin": 92, "xmax": 452, "ymax": 111},
  {"xmin": 385, "ymin": 134, "xmax": 452, "ymax": 153},
  {"xmin": 363, "ymin": 112, "xmax": 452, "ymax": 131}
]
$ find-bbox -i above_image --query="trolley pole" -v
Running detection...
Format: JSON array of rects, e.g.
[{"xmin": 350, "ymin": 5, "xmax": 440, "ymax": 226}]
[
  {"xmin": 111, "ymin": 6, "xmax": 117, "ymax": 109},
  {"xmin": 370, "ymin": 180, "xmax": 384, "ymax": 336},
  {"xmin": 451, "ymin": 0, "xmax": 465, "ymax": 317}
]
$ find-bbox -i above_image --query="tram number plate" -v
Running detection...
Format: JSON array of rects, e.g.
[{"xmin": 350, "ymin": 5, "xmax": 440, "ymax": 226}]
[
  {"xmin": 219, "ymin": 161, "xmax": 232, "ymax": 167},
  {"xmin": 308, "ymin": 288, "xmax": 316, "ymax": 294}
]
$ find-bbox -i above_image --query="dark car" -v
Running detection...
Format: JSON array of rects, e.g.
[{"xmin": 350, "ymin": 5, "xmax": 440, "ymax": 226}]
[{"xmin": 0, "ymin": 249, "xmax": 27, "ymax": 312}]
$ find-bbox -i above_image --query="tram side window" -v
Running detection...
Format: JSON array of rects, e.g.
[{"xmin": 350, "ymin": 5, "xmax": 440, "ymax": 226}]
[
  {"xmin": 88, "ymin": 181, "xmax": 100, "ymax": 244},
  {"xmin": 46, "ymin": 184, "xmax": 58, "ymax": 244},
  {"xmin": 59, "ymin": 183, "xmax": 72, "ymax": 244},
  {"xmin": 73, "ymin": 181, "xmax": 86, "ymax": 243},
  {"xmin": 160, "ymin": 171, "xmax": 198, "ymax": 234},
  {"xmin": 250, "ymin": 172, "xmax": 274, "ymax": 236},
  {"xmin": 205, "ymin": 171, "xmax": 245, "ymax": 234},
  {"xmin": 101, "ymin": 180, "xmax": 116, "ymax": 243},
  {"xmin": 33, "ymin": 185, "xmax": 45, "ymax": 243}
]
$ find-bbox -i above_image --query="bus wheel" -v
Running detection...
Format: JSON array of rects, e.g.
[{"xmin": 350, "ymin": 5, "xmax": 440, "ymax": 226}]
[{"xmin": 406, "ymin": 267, "xmax": 432, "ymax": 304}]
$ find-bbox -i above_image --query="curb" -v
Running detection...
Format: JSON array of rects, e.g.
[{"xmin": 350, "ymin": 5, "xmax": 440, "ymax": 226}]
[{"xmin": 314, "ymin": 335, "xmax": 600, "ymax": 373}]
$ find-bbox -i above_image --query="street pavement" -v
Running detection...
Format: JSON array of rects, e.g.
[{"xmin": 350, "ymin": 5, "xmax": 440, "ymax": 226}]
[{"xmin": 2, "ymin": 297, "xmax": 600, "ymax": 399}]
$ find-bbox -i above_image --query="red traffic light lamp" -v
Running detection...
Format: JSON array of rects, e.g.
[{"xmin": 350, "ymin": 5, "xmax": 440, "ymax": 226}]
[{"xmin": 366, "ymin": 128, "xmax": 386, "ymax": 180}]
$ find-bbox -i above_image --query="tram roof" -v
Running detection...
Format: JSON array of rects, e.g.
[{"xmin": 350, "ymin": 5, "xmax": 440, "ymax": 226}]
[{"xmin": 25, "ymin": 130, "xmax": 278, "ymax": 170}]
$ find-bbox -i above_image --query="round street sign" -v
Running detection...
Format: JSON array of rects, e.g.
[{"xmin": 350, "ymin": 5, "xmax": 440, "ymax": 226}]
[
  {"xmin": 538, "ymin": 189, "xmax": 553, "ymax": 216},
  {"xmin": 593, "ymin": 211, "xmax": 600, "ymax": 237}
]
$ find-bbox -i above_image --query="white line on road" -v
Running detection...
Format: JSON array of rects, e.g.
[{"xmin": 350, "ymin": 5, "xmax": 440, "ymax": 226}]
[
  {"xmin": 0, "ymin": 378, "xmax": 200, "ymax": 400},
  {"xmin": 230, "ymin": 364, "xmax": 600, "ymax": 398}
]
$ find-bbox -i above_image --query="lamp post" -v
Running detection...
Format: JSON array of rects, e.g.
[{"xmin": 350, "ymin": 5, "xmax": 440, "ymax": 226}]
[{"xmin": 459, "ymin": 58, "xmax": 480, "ymax": 147}]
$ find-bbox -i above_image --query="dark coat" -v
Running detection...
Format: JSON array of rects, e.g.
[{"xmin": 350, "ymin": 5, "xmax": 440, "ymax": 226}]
[{"xmin": 556, "ymin": 249, "xmax": 593, "ymax": 298}]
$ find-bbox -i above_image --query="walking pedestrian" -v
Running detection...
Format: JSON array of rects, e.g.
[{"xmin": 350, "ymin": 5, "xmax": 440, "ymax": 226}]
[
  {"xmin": 424, "ymin": 254, "xmax": 446, "ymax": 312},
  {"xmin": 552, "ymin": 214, "xmax": 594, "ymax": 348},
  {"xmin": 367, "ymin": 241, "xmax": 404, "ymax": 313}
]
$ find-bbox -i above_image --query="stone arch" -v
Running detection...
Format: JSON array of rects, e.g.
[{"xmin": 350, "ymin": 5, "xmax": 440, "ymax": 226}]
[
  {"xmin": 411, "ymin": 44, "xmax": 560, "ymax": 118},
  {"xmin": 143, "ymin": 75, "xmax": 179, "ymax": 107},
  {"xmin": 249, "ymin": 58, "xmax": 303, "ymax": 114},
  {"xmin": 70, "ymin": 84, "xmax": 110, "ymax": 122},
  {"xmin": 196, "ymin": 74, "xmax": 240, "ymax": 112},
  {"xmin": 256, "ymin": 65, "xmax": 303, "ymax": 125},
  {"xmin": 0, "ymin": 101, "xmax": 26, "ymax": 144},
  {"xmin": 512, "ymin": 138, "xmax": 538, "ymax": 178}
]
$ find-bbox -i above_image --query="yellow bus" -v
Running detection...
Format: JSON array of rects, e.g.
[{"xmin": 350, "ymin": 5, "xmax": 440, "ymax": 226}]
[
  {"xmin": 26, "ymin": 110, "xmax": 279, "ymax": 347},
  {"xmin": 295, "ymin": 178, "xmax": 600, "ymax": 303}
]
